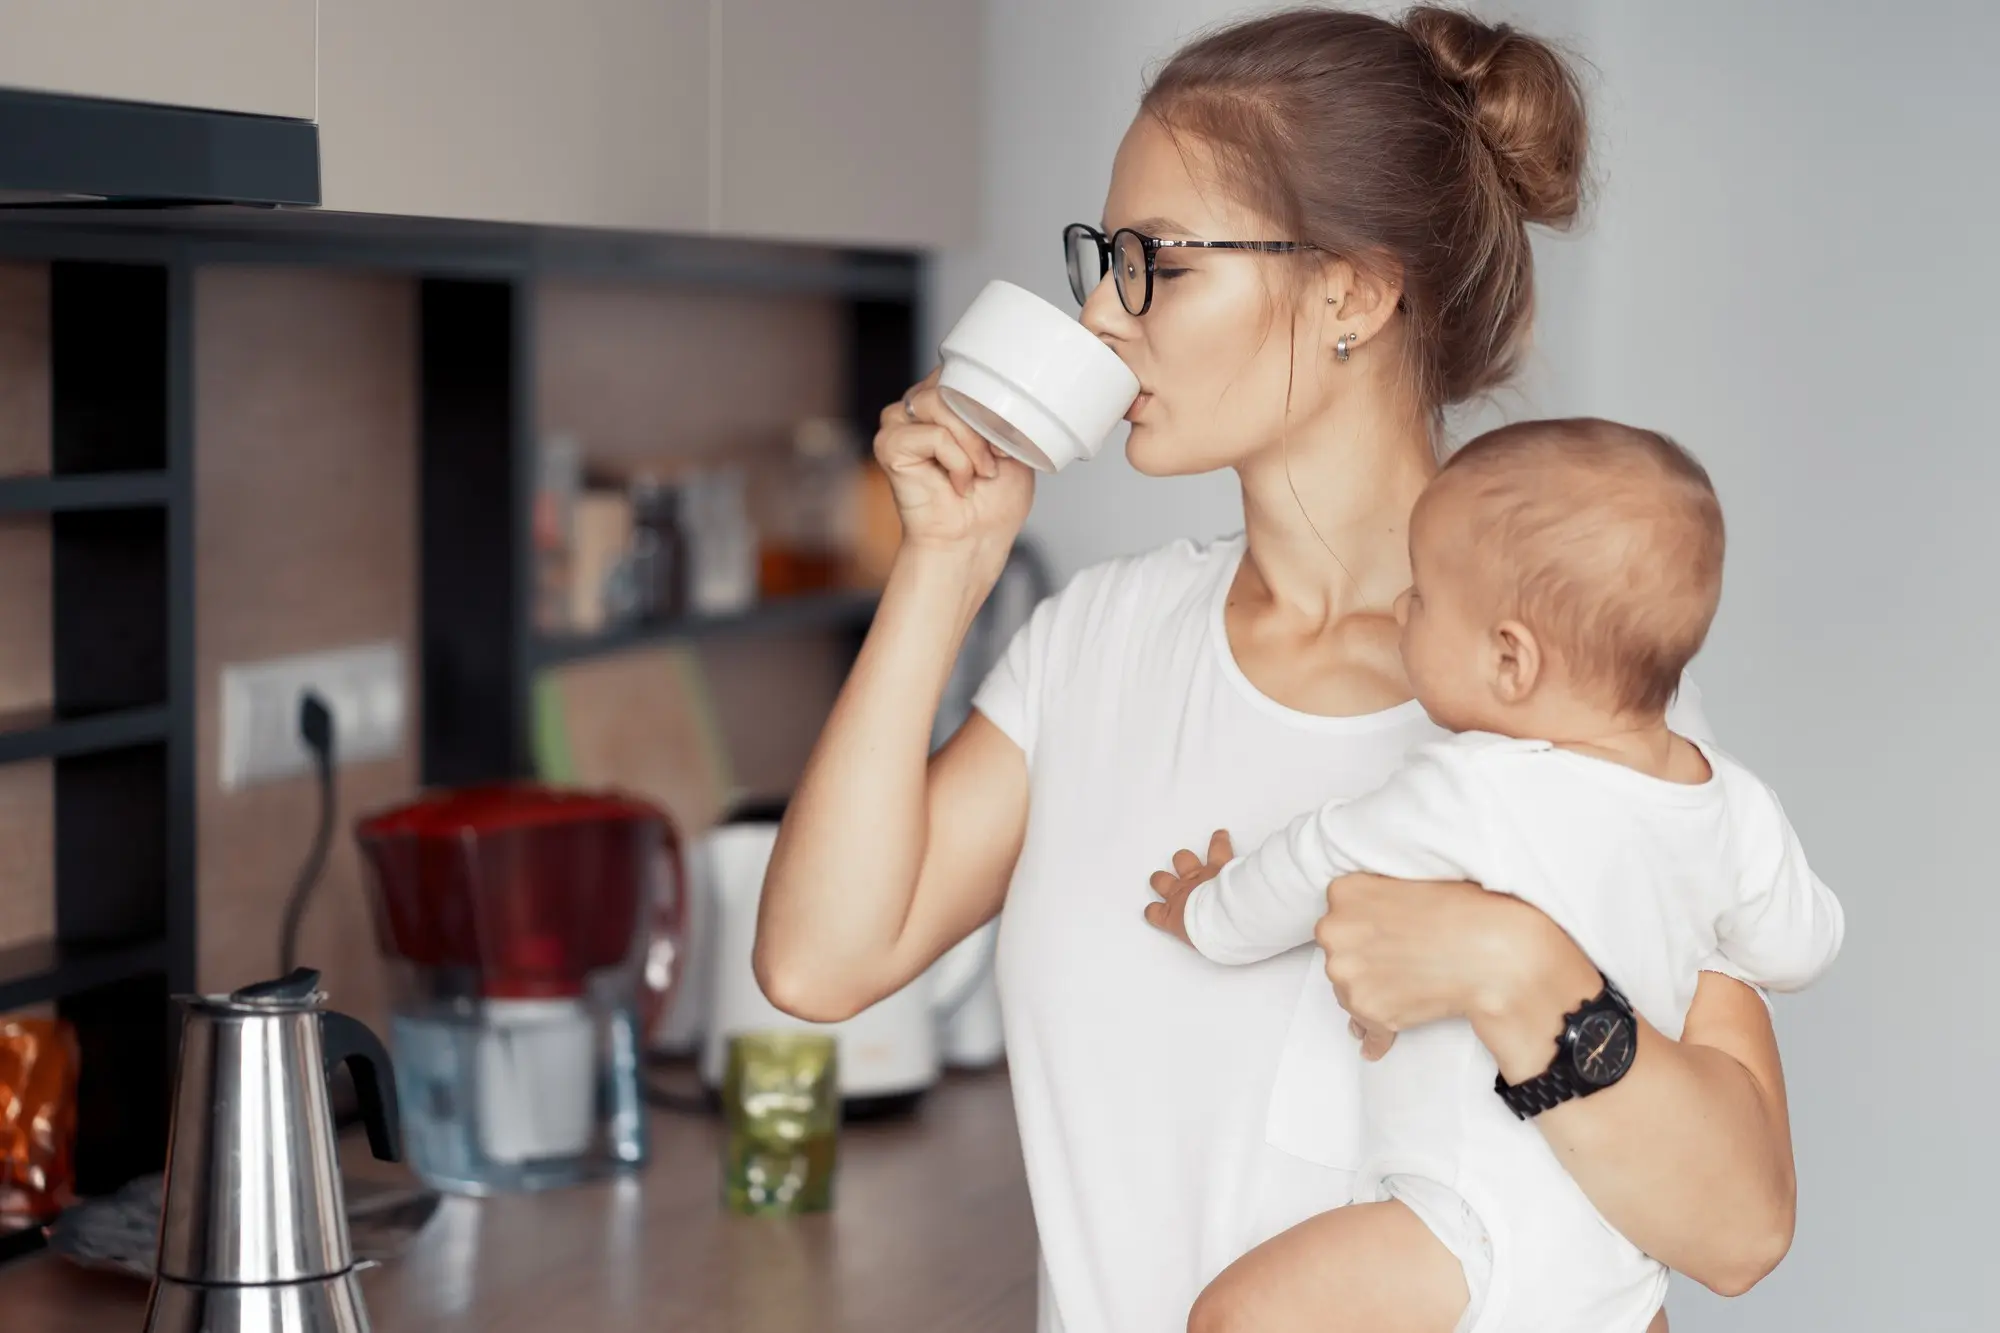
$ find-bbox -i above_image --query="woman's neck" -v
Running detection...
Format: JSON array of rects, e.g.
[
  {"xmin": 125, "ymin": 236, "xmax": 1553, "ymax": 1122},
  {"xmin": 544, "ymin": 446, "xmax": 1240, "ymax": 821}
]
[{"xmin": 1234, "ymin": 399, "xmax": 1436, "ymax": 624}]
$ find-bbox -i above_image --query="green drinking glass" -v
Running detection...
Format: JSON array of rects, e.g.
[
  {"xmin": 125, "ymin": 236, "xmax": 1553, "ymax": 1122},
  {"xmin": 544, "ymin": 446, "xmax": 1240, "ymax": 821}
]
[{"xmin": 721, "ymin": 1031, "xmax": 839, "ymax": 1215}]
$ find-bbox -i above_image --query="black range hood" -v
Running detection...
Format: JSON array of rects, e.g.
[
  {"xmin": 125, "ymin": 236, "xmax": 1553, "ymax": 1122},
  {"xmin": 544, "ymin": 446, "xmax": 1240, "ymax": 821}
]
[{"xmin": 0, "ymin": 86, "xmax": 318, "ymax": 208}]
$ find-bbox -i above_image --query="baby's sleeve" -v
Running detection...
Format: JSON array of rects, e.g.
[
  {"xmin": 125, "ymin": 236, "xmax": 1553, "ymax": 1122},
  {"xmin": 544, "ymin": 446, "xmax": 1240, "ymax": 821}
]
[
  {"xmin": 1183, "ymin": 741, "xmax": 1495, "ymax": 965},
  {"xmin": 1714, "ymin": 780, "xmax": 1845, "ymax": 992}
]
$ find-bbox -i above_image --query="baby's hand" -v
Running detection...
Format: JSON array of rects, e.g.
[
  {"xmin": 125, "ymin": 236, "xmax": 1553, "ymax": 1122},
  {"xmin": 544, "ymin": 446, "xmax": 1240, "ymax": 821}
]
[{"xmin": 1145, "ymin": 829, "xmax": 1234, "ymax": 949}]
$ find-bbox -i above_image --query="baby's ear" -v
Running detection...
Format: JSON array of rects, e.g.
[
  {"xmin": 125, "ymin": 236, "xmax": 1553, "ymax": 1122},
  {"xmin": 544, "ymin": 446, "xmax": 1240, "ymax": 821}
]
[{"xmin": 1489, "ymin": 618, "xmax": 1542, "ymax": 703}]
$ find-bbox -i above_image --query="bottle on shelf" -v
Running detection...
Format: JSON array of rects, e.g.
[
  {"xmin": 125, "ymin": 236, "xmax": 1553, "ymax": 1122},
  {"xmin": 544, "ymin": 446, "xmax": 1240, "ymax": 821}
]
[
  {"xmin": 758, "ymin": 418, "xmax": 860, "ymax": 600},
  {"xmin": 627, "ymin": 474, "xmax": 688, "ymax": 624},
  {"xmin": 533, "ymin": 433, "xmax": 582, "ymax": 635},
  {"xmin": 682, "ymin": 467, "xmax": 758, "ymax": 616}
]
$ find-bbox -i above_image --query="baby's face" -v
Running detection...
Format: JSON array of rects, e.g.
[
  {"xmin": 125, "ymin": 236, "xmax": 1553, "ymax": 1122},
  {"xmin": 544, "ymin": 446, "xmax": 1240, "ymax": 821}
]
[{"xmin": 1396, "ymin": 485, "xmax": 1504, "ymax": 733}]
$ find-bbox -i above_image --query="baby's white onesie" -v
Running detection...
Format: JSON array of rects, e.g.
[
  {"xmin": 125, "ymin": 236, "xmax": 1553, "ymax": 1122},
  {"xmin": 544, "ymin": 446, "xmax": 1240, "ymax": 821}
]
[{"xmin": 1183, "ymin": 730, "xmax": 1844, "ymax": 1333}]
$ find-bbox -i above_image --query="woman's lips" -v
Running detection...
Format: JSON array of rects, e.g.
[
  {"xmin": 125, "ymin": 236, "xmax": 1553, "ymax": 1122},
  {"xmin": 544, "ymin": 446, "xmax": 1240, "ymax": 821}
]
[{"xmin": 1125, "ymin": 392, "xmax": 1153, "ymax": 422}]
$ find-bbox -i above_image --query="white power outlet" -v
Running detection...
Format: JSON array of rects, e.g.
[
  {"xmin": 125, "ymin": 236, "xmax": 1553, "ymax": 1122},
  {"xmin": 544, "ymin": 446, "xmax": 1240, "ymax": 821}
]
[{"xmin": 220, "ymin": 642, "xmax": 407, "ymax": 791}]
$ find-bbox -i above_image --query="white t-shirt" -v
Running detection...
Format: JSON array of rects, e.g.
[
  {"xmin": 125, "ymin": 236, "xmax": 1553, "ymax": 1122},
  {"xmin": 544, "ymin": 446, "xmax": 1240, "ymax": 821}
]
[
  {"xmin": 972, "ymin": 536, "xmax": 1719, "ymax": 1333},
  {"xmin": 1184, "ymin": 730, "xmax": 1844, "ymax": 1332}
]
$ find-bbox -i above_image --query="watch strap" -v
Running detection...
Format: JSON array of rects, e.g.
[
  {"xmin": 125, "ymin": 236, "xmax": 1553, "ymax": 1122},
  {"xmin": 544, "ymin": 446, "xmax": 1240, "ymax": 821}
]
[{"xmin": 1494, "ymin": 1061, "xmax": 1582, "ymax": 1120}]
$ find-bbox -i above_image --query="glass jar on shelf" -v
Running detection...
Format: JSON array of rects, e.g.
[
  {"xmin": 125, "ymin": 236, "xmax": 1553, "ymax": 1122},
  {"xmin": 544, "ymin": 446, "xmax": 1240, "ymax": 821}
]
[
  {"xmin": 681, "ymin": 466, "xmax": 758, "ymax": 616},
  {"xmin": 627, "ymin": 473, "xmax": 688, "ymax": 624},
  {"xmin": 758, "ymin": 418, "xmax": 860, "ymax": 600}
]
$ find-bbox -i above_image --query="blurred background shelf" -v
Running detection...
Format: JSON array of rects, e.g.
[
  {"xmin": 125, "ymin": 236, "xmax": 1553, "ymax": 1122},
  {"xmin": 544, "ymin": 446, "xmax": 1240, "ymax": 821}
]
[
  {"xmin": 0, "ymin": 705, "xmax": 171, "ymax": 766},
  {"xmin": 0, "ymin": 937, "xmax": 171, "ymax": 1013},
  {"xmin": 531, "ymin": 591, "xmax": 879, "ymax": 670},
  {"xmin": 0, "ymin": 471, "xmax": 171, "ymax": 514}
]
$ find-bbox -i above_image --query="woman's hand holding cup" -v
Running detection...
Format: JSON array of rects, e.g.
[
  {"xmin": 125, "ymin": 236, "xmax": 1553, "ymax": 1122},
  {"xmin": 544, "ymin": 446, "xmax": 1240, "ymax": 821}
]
[{"xmin": 875, "ymin": 367, "xmax": 1034, "ymax": 568}]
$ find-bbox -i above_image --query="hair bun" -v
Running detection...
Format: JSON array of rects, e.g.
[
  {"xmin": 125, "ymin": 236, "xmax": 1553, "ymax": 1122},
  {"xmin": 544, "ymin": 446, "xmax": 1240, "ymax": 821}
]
[{"xmin": 1402, "ymin": 5, "xmax": 1588, "ymax": 228}]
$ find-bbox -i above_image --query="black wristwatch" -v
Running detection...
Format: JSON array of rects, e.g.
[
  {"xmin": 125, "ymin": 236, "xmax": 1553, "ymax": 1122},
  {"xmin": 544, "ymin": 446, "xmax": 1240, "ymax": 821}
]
[{"xmin": 1494, "ymin": 974, "xmax": 1638, "ymax": 1120}]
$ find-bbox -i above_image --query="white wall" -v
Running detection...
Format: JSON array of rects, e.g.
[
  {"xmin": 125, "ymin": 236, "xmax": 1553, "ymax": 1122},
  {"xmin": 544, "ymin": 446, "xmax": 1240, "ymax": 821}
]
[
  {"xmin": 1506, "ymin": 4, "xmax": 1999, "ymax": 1330},
  {"xmin": 938, "ymin": 1, "xmax": 1995, "ymax": 1329}
]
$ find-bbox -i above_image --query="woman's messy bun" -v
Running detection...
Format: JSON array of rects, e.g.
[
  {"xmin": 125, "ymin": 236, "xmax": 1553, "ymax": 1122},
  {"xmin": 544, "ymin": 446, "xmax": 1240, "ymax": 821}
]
[
  {"xmin": 1403, "ymin": 5, "xmax": 1587, "ymax": 228},
  {"xmin": 1144, "ymin": 6, "xmax": 1592, "ymax": 410}
]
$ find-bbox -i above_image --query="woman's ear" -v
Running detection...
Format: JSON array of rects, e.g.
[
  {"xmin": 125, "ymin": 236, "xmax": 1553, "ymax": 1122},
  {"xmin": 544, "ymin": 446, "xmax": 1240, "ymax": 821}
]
[
  {"xmin": 1489, "ymin": 619, "xmax": 1542, "ymax": 704},
  {"xmin": 1322, "ymin": 256, "xmax": 1405, "ymax": 349}
]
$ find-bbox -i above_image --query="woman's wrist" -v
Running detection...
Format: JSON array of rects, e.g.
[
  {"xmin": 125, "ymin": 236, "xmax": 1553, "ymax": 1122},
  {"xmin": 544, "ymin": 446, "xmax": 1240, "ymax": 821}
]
[
  {"xmin": 886, "ymin": 539, "xmax": 1008, "ymax": 636},
  {"xmin": 1465, "ymin": 896, "xmax": 1606, "ymax": 1084}
]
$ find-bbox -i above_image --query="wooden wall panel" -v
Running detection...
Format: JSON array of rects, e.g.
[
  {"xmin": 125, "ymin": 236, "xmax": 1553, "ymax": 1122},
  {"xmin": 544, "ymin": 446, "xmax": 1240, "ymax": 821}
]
[
  {"xmin": 0, "ymin": 763, "xmax": 53, "ymax": 956},
  {"xmin": 0, "ymin": 265, "xmax": 52, "ymax": 961},
  {"xmin": 536, "ymin": 278, "xmax": 844, "ymax": 466},
  {"xmin": 194, "ymin": 268, "xmax": 420, "ymax": 1032},
  {"xmin": 0, "ymin": 264, "xmax": 50, "ymax": 477}
]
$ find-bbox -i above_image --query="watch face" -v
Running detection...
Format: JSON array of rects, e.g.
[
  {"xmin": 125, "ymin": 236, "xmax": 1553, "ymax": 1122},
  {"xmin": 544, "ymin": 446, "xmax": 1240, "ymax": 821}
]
[{"xmin": 1571, "ymin": 1009, "xmax": 1636, "ymax": 1087}]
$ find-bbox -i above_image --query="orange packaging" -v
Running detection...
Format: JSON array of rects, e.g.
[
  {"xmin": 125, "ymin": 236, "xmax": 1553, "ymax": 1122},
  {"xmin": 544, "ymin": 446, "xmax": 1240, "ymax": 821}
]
[{"xmin": 0, "ymin": 1017, "xmax": 80, "ymax": 1224}]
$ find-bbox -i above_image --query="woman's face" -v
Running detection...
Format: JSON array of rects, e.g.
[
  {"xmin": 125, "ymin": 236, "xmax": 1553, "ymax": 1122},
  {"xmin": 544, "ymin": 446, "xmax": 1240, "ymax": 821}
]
[{"xmin": 1085, "ymin": 114, "xmax": 1331, "ymax": 477}]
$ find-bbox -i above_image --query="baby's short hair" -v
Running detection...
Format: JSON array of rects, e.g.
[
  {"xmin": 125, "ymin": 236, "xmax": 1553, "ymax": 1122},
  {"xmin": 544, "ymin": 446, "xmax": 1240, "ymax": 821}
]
[{"xmin": 1434, "ymin": 418, "xmax": 1724, "ymax": 715}]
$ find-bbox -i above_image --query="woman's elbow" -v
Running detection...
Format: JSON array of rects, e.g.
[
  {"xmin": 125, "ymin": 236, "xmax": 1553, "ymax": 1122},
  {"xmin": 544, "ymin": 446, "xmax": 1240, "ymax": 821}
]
[
  {"xmin": 1697, "ymin": 1198, "xmax": 1795, "ymax": 1297},
  {"xmin": 751, "ymin": 939, "xmax": 872, "ymax": 1025}
]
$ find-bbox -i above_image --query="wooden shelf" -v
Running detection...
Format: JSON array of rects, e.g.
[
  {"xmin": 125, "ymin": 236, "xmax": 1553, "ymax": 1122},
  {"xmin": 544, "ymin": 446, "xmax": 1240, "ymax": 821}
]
[
  {"xmin": 0, "ymin": 937, "xmax": 171, "ymax": 1013},
  {"xmin": 0, "ymin": 705, "xmax": 170, "ymax": 766},
  {"xmin": 0, "ymin": 471, "xmax": 170, "ymax": 515},
  {"xmin": 531, "ymin": 591, "xmax": 879, "ymax": 670}
]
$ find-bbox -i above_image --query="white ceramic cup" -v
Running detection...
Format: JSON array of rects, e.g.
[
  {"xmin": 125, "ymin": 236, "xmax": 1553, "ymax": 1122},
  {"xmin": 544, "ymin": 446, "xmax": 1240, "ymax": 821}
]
[{"xmin": 936, "ymin": 280, "xmax": 1141, "ymax": 473}]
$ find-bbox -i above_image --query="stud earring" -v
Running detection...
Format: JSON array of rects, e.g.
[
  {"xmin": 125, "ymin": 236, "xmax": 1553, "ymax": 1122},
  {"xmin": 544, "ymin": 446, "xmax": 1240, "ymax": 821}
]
[
  {"xmin": 1335, "ymin": 331, "xmax": 1358, "ymax": 363},
  {"xmin": 1326, "ymin": 295, "xmax": 1337, "ymax": 304}
]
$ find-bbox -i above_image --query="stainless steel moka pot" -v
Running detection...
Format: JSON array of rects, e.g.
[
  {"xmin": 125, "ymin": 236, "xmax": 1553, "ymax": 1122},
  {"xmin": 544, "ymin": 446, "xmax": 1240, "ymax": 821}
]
[{"xmin": 142, "ymin": 968, "xmax": 403, "ymax": 1333}]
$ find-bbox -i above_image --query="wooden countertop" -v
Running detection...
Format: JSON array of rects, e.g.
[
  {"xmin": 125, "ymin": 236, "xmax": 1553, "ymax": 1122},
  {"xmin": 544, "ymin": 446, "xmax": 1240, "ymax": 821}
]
[{"xmin": 0, "ymin": 1068, "xmax": 1038, "ymax": 1332}]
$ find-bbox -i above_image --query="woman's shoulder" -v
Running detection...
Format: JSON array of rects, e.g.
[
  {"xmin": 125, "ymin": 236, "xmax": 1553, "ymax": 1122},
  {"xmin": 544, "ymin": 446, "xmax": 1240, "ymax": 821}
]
[
  {"xmin": 998, "ymin": 534, "xmax": 1239, "ymax": 694},
  {"xmin": 1048, "ymin": 532, "xmax": 1243, "ymax": 622}
]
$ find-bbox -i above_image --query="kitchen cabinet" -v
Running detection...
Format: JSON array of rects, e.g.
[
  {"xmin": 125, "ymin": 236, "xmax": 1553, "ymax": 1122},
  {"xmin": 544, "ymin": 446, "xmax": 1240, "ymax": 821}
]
[
  {"xmin": 322, "ymin": 0, "xmax": 980, "ymax": 247},
  {"xmin": 0, "ymin": 0, "xmax": 315, "ymax": 120},
  {"xmin": 317, "ymin": 0, "xmax": 710, "ymax": 232},
  {"xmin": 713, "ymin": 0, "xmax": 982, "ymax": 249}
]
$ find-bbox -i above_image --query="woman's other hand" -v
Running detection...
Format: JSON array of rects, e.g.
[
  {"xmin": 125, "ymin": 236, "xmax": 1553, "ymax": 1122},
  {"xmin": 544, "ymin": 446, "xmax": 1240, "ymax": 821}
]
[
  {"xmin": 877, "ymin": 369, "xmax": 1034, "ymax": 564},
  {"xmin": 1315, "ymin": 873, "xmax": 1600, "ymax": 1073}
]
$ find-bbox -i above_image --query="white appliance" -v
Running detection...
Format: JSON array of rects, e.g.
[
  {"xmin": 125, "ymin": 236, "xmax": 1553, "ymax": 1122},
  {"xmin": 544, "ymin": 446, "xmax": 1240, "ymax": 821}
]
[{"xmin": 699, "ymin": 815, "xmax": 994, "ymax": 1103}]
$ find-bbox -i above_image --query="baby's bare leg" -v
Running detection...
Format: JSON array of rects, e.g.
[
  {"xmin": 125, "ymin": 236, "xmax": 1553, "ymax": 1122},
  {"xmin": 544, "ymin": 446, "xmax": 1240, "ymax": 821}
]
[{"xmin": 1187, "ymin": 1200, "xmax": 1466, "ymax": 1333}]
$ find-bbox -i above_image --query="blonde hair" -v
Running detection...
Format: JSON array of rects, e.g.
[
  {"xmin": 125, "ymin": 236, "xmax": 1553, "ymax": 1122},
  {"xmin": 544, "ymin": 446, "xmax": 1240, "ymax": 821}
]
[{"xmin": 1435, "ymin": 417, "xmax": 1724, "ymax": 714}]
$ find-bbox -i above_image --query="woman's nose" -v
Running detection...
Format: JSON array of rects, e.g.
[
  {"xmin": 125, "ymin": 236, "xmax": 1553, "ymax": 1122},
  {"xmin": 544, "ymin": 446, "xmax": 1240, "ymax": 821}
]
[{"xmin": 1080, "ymin": 274, "xmax": 1136, "ymax": 342}]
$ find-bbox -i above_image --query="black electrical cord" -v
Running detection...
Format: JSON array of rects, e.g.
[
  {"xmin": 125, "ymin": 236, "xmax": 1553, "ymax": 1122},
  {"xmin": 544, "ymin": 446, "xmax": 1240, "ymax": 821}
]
[{"xmin": 278, "ymin": 691, "xmax": 337, "ymax": 977}]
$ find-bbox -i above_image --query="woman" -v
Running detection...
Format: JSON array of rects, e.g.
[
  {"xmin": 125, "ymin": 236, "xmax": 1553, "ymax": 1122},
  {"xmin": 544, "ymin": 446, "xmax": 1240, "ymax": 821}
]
[{"xmin": 759, "ymin": 8, "xmax": 1796, "ymax": 1332}]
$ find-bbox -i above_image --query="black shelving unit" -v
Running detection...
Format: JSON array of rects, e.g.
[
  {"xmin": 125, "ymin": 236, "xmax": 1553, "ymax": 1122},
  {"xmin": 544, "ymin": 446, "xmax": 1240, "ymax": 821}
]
[
  {"xmin": 0, "ymin": 704, "xmax": 171, "ymax": 766},
  {"xmin": 0, "ymin": 261, "xmax": 198, "ymax": 1235},
  {"xmin": 0, "ymin": 215, "xmax": 915, "ymax": 1268},
  {"xmin": 0, "ymin": 471, "xmax": 173, "ymax": 514}
]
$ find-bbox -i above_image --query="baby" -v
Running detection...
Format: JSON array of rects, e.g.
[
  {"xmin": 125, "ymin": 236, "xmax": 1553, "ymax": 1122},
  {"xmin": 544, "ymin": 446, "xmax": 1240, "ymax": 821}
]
[{"xmin": 1147, "ymin": 419, "xmax": 1843, "ymax": 1333}]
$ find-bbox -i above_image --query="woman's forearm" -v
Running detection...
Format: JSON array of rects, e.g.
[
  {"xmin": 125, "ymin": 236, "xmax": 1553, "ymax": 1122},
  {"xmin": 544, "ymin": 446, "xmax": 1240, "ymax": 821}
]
[
  {"xmin": 1317, "ymin": 875, "xmax": 1798, "ymax": 1296},
  {"xmin": 756, "ymin": 545, "xmax": 994, "ymax": 1019},
  {"xmin": 1475, "ymin": 964, "xmax": 1795, "ymax": 1295}
]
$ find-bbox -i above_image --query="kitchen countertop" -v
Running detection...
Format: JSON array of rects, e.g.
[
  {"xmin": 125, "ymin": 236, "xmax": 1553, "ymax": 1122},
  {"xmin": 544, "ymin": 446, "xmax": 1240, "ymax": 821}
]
[{"xmin": 0, "ymin": 1067, "xmax": 1037, "ymax": 1332}]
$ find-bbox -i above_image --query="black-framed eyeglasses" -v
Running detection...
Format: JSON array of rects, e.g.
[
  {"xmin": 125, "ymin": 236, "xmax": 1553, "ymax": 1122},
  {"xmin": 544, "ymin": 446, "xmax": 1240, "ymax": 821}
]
[{"xmin": 1064, "ymin": 222, "xmax": 1314, "ymax": 316}]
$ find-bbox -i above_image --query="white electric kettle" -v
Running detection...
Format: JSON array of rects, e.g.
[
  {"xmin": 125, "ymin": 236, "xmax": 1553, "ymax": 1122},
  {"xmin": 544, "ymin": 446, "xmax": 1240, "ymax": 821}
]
[{"xmin": 699, "ymin": 804, "xmax": 995, "ymax": 1108}]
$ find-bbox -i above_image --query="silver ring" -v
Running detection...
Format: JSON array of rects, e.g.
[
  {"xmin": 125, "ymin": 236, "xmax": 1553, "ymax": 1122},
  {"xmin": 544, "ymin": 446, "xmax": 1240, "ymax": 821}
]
[{"xmin": 902, "ymin": 390, "xmax": 920, "ymax": 422}]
